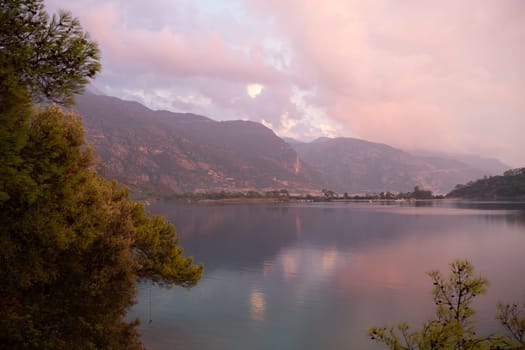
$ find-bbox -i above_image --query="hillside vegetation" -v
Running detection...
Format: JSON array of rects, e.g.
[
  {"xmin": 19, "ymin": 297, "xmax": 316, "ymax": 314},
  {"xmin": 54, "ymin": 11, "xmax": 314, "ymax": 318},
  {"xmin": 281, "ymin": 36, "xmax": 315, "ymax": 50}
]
[{"xmin": 446, "ymin": 168, "xmax": 525, "ymax": 200}]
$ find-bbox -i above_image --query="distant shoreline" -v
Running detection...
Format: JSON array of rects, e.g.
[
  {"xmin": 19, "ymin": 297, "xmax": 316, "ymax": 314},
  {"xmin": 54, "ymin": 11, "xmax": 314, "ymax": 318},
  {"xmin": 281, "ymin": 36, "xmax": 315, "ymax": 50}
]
[
  {"xmin": 177, "ymin": 197, "xmax": 282, "ymax": 204},
  {"xmin": 142, "ymin": 197, "xmax": 525, "ymax": 206},
  {"xmin": 145, "ymin": 197, "xmax": 453, "ymax": 205}
]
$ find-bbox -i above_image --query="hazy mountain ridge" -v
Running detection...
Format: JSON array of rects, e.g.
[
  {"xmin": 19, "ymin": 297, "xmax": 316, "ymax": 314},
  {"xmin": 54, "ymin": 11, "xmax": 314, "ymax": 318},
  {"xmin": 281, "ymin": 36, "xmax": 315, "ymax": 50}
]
[
  {"xmin": 76, "ymin": 93, "xmax": 504, "ymax": 195},
  {"xmin": 411, "ymin": 150, "xmax": 509, "ymax": 176},
  {"xmin": 290, "ymin": 137, "xmax": 489, "ymax": 194}
]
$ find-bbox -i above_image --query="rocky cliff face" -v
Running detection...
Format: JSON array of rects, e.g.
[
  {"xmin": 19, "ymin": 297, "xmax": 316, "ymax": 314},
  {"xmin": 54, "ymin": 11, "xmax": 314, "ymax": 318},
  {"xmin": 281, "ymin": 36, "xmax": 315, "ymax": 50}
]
[{"xmin": 75, "ymin": 94, "xmax": 322, "ymax": 194}]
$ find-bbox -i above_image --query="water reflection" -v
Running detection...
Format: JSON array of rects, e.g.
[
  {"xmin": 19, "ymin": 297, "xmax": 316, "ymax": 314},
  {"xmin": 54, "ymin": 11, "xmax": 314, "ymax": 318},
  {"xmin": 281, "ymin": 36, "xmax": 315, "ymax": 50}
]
[
  {"xmin": 295, "ymin": 211, "xmax": 302, "ymax": 237},
  {"xmin": 133, "ymin": 200, "xmax": 525, "ymax": 350},
  {"xmin": 249, "ymin": 289, "xmax": 266, "ymax": 322},
  {"xmin": 506, "ymin": 210, "xmax": 525, "ymax": 227},
  {"xmin": 262, "ymin": 258, "xmax": 273, "ymax": 277},
  {"xmin": 321, "ymin": 248, "xmax": 338, "ymax": 274},
  {"xmin": 281, "ymin": 251, "xmax": 299, "ymax": 281}
]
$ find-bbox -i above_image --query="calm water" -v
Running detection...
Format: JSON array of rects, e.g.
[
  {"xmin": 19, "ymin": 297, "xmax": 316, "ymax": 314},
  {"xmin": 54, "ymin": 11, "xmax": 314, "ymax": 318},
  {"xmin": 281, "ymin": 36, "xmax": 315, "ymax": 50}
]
[{"xmin": 130, "ymin": 201, "xmax": 525, "ymax": 350}]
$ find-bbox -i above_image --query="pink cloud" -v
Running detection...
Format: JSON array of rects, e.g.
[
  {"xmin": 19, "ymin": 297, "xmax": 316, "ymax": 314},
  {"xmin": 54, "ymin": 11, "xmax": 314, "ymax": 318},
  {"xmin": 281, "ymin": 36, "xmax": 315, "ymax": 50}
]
[
  {"xmin": 47, "ymin": 0, "xmax": 282, "ymax": 84},
  {"xmin": 45, "ymin": 0, "xmax": 525, "ymax": 166},
  {"xmin": 246, "ymin": 0, "xmax": 525, "ymax": 165}
]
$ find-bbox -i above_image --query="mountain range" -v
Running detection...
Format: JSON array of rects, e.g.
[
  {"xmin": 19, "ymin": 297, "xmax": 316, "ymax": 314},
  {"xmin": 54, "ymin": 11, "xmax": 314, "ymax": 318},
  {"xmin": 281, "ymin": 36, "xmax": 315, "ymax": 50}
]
[
  {"xmin": 74, "ymin": 93, "xmax": 509, "ymax": 196},
  {"xmin": 290, "ymin": 137, "xmax": 501, "ymax": 194},
  {"xmin": 75, "ymin": 94, "xmax": 322, "ymax": 195}
]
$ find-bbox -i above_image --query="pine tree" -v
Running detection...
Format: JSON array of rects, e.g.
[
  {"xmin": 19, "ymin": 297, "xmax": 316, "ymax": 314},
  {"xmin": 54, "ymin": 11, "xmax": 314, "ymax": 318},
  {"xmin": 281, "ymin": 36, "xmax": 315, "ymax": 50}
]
[
  {"xmin": 368, "ymin": 260, "xmax": 525, "ymax": 349},
  {"xmin": 0, "ymin": 0, "xmax": 101, "ymax": 105},
  {"xmin": 0, "ymin": 1, "xmax": 203, "ymax": 348}
]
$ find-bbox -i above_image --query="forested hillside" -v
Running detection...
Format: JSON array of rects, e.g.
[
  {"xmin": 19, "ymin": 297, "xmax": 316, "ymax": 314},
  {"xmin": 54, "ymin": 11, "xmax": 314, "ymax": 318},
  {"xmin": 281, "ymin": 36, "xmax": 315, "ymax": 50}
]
[{"xmin": 446, "ymin": 168, "xmax": 525, "ymax": 200}]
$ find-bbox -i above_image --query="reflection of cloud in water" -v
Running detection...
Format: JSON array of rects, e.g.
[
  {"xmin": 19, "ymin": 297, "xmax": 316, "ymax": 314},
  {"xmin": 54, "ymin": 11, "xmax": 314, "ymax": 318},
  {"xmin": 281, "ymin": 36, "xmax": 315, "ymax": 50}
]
[
  {"xmin": 295, "ymin": 212, "xmax": 302, "ymax": 237},
  {"xmin": 279, "ymin": 247, "xmax": 344, "ymax": 282},
  {"xmin": 263, "ymin": 258, "xmax": 273, "ymax": 277},
  {"xmin": 249, "ymin": 289, "xmax": 266, "ymax": 322},
  {"xmin": 281, "ymin": 251, "xmax": 298, "ymax": 280},
  {"xmin": 273, "ymin": 247, "xmax": 350, "ymax": 308},
  {"xmin": 321, "ymin": 248, "xmax": 338, "ymax": 274}
]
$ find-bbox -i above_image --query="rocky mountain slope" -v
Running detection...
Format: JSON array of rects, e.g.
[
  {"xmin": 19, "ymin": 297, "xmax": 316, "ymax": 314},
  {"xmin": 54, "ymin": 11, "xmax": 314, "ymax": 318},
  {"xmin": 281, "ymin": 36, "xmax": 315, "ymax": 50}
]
[
  {"xmin": 74, "ymin": 93, "xmax": 505, "ymax": 195},
  {"xmin": 75, "ymin": 93, "xmax": 323, "ymax": 194}
]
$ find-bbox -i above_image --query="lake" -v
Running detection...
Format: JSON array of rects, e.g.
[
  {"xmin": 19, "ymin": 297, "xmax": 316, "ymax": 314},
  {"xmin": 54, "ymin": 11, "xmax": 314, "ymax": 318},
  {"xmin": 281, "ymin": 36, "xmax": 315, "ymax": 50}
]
[{"xmin": 130, "ymin": 200, "xmax": 525, "ymax": 350}]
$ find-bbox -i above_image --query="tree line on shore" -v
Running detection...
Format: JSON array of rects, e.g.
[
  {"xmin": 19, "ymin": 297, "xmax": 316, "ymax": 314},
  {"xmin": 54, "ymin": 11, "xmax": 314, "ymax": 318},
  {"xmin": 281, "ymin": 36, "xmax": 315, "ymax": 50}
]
[
  {"xmin": 163, "ymin": 167, "xmax": 525, "ymax": 202},
  {"xmin": 165, "ymin": 185, "xmax": 442, "ymax": 202}
]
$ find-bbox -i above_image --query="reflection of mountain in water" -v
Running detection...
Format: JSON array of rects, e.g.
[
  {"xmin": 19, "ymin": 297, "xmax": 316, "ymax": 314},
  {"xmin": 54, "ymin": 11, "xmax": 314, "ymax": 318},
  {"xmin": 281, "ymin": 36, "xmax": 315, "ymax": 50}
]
[
  {"xmin": 149, "ymin": 204, "xmax": 299, "ymax": 271},
  {"xmin": 148, "ymin": 201, "xmax": 525, "ymax": 273},
  {"xmin": 506, "ymin": 210, "xmax": 525, "ymax": 228},
  {"xmin": 133, "ymin": 201, "xmax": 525, "ymax": 350}
]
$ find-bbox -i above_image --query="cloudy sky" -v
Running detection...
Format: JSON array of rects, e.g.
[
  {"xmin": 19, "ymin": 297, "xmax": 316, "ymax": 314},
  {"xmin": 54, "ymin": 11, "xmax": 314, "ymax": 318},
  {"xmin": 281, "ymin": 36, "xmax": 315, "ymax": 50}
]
[{"xmin": 45, "ymin": 0, "xmax": 524, "ymax": 167}]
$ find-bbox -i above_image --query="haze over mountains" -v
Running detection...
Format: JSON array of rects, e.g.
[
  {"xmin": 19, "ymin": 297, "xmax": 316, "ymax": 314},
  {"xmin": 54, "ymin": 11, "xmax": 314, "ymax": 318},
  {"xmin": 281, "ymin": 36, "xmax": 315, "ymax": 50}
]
[{"xmin": 75, "ymin": 93, "xmax": 509, "ymax": 196}]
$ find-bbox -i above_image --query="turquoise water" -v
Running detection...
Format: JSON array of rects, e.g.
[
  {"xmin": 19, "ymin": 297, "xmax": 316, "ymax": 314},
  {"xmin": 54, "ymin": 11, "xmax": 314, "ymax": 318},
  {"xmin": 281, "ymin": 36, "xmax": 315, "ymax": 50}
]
[{"xmin": 130, "ymin": 201, "xmax": 525, "ymax": 350}]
